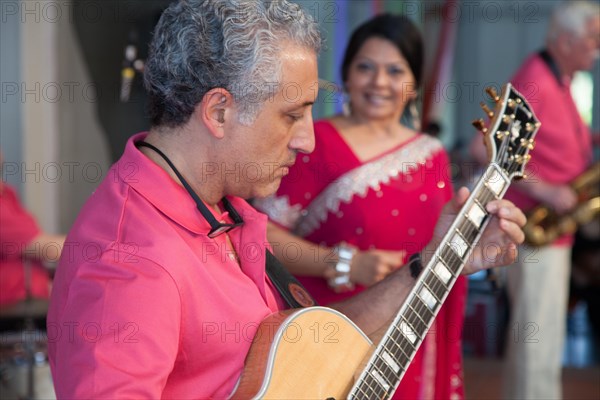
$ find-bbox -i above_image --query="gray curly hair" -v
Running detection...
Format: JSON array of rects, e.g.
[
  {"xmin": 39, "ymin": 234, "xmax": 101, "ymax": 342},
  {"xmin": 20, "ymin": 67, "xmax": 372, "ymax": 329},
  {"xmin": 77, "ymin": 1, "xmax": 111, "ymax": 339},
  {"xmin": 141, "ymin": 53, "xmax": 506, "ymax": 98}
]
[{"xmin": 144, "ymin": 0, "xmax": 322, "ymax": 128}]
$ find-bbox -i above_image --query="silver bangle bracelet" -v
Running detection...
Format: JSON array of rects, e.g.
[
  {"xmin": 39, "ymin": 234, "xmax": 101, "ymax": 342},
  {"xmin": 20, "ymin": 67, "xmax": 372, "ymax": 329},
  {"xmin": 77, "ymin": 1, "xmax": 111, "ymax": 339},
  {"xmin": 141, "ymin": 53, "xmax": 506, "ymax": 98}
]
[{"xmin": 328, "ymin": 243, "xmax": 356, "ymax": 293}]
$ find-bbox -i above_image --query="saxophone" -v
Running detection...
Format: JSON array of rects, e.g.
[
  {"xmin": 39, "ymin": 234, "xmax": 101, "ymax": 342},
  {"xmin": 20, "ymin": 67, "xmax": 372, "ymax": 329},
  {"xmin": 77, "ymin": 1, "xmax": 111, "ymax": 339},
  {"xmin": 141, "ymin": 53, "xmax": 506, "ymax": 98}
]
[{"xmin": 523, "ymin": 161, "xmax": 600, "ymax": 246}]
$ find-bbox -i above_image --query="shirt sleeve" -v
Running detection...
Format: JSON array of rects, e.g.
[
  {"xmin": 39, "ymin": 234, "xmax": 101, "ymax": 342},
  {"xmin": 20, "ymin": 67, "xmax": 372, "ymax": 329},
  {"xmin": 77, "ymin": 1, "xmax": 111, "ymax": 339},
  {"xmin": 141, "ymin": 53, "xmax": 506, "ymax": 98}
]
[{"xmin": 49, "ymin": 246, "xmax": 181, "ymax": 399}]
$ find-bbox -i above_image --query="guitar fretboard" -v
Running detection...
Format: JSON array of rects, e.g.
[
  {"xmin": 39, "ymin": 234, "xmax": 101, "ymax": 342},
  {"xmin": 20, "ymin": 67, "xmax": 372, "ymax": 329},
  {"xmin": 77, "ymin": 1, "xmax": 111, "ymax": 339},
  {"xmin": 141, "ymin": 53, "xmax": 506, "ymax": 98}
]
[{"xmin": 349, "ymin": 164, "xmax": 510, "ymax": 399}]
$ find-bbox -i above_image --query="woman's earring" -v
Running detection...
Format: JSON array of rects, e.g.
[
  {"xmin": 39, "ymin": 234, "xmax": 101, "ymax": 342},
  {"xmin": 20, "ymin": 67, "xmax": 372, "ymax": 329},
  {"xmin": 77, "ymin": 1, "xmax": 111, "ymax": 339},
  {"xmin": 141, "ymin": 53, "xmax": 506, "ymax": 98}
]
[
  {"xmin": 342, "ymin": 92, "xmax": 351, "ymax": 117},
  {"xmin": 409, "ymin": 99, "xmax": 421, "ymax": 132}
]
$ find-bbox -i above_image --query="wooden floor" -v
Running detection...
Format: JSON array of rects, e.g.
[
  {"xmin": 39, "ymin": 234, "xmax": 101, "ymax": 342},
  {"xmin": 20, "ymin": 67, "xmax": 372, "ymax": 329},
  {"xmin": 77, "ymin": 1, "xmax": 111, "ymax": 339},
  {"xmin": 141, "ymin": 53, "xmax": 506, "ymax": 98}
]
[{"xmin": 464, "ymin": 357, "xmax": 600, "ymax": 400}]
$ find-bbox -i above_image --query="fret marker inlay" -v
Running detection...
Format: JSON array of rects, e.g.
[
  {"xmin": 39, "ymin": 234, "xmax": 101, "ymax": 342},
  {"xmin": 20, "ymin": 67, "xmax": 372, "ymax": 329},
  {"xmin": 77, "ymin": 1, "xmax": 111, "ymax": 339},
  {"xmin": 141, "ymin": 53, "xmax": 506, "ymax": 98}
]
[
  {"xmin": 467, "ymin": 203, "xmax": 486, "ymax": 228},
  {"xmin": 487, "ymin": 169, "xmax": 506, "ymax": 196},
  {"xmin": 382, "ymin": 351, "xmax": 401, "ymax": 374},
  {"xmin": 449, "ymin": 233, "xmax": 468, "ymax": 257},
  {"xmin": 372, "ymin": 370, "xmax": 391, "ymax": 392},
  {"xmin": 419, "ymin": 286, "xmax": 437, "ymax": 310},
  {"xmin": 434, "ymin": 261, "xmax": 452, "ymax": 284},
  {"xmin": 399, "ymin": 321, "xmax": 417, "ymax": 344}
]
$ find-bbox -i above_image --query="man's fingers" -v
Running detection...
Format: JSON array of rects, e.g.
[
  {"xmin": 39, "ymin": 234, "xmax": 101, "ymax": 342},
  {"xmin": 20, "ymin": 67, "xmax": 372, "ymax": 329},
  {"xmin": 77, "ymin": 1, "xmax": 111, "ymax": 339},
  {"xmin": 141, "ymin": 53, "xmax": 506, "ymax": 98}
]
[{"xmin": 487, "ymin": 200, "xmax": 527, "ymax": 227}]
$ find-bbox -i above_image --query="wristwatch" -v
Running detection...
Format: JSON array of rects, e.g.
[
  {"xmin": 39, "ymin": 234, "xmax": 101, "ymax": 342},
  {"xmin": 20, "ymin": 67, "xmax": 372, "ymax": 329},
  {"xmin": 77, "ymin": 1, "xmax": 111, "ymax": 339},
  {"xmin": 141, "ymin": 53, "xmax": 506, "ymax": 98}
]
[{"xmin": 328, "ymin": 243, "xmax": 356, "ymax": 293}]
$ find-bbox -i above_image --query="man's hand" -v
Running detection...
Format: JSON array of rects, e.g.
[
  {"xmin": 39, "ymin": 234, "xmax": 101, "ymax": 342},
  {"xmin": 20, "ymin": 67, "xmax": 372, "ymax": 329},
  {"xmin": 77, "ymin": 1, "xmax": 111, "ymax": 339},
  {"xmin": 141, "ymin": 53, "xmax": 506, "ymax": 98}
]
[{"xmin": 427, "ymin": 187, "xmax": 527, "ymax": 275}]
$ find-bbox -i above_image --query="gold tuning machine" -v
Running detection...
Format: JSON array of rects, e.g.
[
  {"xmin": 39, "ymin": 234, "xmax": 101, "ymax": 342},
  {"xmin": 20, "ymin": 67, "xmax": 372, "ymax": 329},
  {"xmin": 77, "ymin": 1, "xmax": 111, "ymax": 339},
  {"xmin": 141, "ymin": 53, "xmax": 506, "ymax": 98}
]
[
  {"xmin": 520, "ymin": 138, "xmax": 535, "ymax": 150},
  {"xmin": 485, "ymin": 87, "xmax": 500, "ymax": 103},
  {"xmin": 472, "ymin": 118, "xmax": 488, "ymax": 134},
  {"xmin": 525, "ymin": 122, "xmax": 541, "ymax": 132},
  {"xmin": 480, "ymin": 102, "xmax": 494, "ymax": 118}
]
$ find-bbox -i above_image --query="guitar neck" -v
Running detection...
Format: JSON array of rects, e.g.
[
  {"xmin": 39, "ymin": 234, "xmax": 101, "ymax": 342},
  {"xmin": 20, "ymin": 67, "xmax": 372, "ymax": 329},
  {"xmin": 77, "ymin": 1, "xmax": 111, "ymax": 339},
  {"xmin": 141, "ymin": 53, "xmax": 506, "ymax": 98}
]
[{"xmin": 349, "ymin": 163, "xmax": 511, "ymax": 399}]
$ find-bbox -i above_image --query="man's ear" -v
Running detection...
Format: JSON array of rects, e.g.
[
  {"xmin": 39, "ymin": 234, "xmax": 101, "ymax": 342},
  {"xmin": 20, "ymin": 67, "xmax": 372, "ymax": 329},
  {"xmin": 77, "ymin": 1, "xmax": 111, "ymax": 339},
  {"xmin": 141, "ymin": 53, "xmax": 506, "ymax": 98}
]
[
  {"xmin": 556, "ymin": 32, "xmax": 573, "ymax": 56},
  {"xmin": 195, "ymin": 88, "xmax": 233, "ymax": 139}
]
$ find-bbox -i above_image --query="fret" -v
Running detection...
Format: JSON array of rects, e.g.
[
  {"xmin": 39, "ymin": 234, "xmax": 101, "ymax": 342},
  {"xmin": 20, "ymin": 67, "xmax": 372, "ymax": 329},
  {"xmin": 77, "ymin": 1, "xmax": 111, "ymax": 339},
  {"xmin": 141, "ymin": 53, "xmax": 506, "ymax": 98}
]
[
  {"xmin": 354, "ymin": 385, "xmax": 370, "ymax": 400},
  {"xmin": 403, "ymin": 306, "xmax": 427, "ymax": 336},
  {"xmin": 410, "ymin": 296, "xmax": 435, "ymax": 322},
  {"xmin": 424, "ymin": 269, "xmax": 445, "ymax": 293},
  {"xmin": 423, "ymin": 271, "xmax": 447, "ymax": 302},
  {"xmin": 407, "ymin": 299, "xmax": 428, "ymax": 326},
  {"xmin": 362, "ymin": 371, "xmax": 383, "ymax": 399},
  {"xmin": 441, "ymin": 244, "xmax": 462, "ymax": 272},
  {"xmin": 386, "ymin": 330, "xmax": 413, "ymax": 365},
  {"xmin": 457, "ymin": 217, "xmax": 479, "ymax": 245},
  {"xmin": 389, "ymin": 326, "xmax": 416, "ymax": 361}
]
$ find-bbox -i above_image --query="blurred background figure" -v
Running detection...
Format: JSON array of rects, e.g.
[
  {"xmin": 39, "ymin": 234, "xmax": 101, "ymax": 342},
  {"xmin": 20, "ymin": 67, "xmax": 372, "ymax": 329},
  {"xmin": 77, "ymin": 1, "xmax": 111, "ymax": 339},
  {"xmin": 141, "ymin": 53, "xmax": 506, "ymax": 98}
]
[
  {"xmin": 1, "ymin": 150, "xmax": 65, "ymax": 399},
  {"xmin": 254, "ymin": 14, "xmax": 467, "ymax": 400},
  {"xmin": 471, "ymin": 1, "xmax": 600, "ymax": 399},
  {"xmin": 0, "ymin": 150, "xmax": 65, "ymax": 309}
]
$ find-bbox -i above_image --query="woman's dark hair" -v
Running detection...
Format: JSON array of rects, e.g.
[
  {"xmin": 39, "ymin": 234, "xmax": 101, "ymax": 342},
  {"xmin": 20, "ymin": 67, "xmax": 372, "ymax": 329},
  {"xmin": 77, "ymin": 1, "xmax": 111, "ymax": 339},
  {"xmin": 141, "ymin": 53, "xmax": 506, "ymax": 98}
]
[{"xmin": 341, "ymin": 14, "xmax": 423, "ymax": 89}]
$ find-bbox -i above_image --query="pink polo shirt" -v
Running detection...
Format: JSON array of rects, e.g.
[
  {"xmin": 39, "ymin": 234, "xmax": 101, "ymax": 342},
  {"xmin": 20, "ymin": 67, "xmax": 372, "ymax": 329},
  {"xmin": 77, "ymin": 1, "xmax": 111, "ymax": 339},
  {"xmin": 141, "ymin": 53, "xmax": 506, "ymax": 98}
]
[
  {"xmin": 48, "ymin": 133, "xmax": 285, "ymax": 399},
  {"xmin": 506, "ymin": 52, "xmax": 592, "ymax": 245}
]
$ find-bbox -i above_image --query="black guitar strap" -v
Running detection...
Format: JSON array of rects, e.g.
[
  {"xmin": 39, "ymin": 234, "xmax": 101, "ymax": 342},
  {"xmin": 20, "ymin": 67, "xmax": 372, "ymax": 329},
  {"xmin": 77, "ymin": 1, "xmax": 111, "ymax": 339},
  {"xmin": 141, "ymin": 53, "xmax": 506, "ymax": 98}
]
[
  {"xmin": 265, "ymin": 250, "xmax": 318, "ymax": 309},
  {"xmin": 539, "ymin": 49, "xmax": 561, "ymax": 84}
]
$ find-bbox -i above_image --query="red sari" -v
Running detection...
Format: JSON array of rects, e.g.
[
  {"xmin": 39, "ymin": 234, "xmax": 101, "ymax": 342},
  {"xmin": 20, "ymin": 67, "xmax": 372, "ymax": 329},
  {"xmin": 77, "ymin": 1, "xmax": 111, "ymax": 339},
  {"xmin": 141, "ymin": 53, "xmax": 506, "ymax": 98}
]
[{"xmin": 255, "ymin": 120, "xmax": 467, "ymax": 399}]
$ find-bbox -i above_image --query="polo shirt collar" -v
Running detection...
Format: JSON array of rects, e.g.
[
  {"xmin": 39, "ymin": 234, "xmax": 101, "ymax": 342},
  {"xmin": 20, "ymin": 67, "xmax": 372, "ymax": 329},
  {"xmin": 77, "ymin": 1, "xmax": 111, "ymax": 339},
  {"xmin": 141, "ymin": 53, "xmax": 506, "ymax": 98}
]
[{"xmin": 117, "ymin": 132, "xmax": 233, "ymax": 235}]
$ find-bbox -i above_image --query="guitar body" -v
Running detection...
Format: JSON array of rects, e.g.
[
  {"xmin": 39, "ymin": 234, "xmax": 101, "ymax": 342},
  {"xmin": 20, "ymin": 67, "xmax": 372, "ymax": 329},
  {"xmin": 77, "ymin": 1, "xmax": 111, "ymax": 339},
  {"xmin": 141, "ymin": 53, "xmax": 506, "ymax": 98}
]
[{"xmin": 230, "ymin": 307, "xmax": 373, "ymax": 399}]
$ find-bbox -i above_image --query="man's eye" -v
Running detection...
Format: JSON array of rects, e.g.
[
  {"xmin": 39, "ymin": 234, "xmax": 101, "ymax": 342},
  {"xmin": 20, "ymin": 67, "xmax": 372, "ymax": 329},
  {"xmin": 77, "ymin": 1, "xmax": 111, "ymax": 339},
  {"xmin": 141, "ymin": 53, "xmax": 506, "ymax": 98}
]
[{"xmin": 288, "ymin": 114, "xmax": 302, "ymax": 122}]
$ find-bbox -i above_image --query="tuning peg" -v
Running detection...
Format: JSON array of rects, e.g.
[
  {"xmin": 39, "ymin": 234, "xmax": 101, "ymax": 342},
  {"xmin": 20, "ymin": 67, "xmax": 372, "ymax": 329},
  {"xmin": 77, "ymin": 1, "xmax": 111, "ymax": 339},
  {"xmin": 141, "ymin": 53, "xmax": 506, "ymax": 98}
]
[
  {"xmin": 472, "ymin": 118, "xmax": 488, "ymax": 133},
  {"xmin": 507, "ymin": 98, "xmax": 516, "ymax": 109},
  {"xmin": 485, "ymin": 87, "xmax": 500, "ymax": 103},
  {"xmin": 519, "ymin": 138, "xmax": 534, "ymax": 150},
  {"xmin": 480, "ymin": 102, "xmax": 494, "ymax": 118},
  {"xmin": 502, "ymin": 114, "xmax": 515, "ymax": 124},
  {"xmin": 525, "ymin": 122, "xmax": 541, "ymax": 132},
  {"xmin": 496, "ymin": 131, "xmax": 509, "ymax": 139}
]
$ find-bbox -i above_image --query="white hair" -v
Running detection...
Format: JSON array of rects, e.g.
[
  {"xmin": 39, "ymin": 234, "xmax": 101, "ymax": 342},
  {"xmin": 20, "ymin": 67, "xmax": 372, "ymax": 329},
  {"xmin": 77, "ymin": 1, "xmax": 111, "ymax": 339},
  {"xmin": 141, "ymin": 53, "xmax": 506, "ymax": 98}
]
[{"xmin": 547, "ymin": 1, "xmax": 600, "ymax": 42}]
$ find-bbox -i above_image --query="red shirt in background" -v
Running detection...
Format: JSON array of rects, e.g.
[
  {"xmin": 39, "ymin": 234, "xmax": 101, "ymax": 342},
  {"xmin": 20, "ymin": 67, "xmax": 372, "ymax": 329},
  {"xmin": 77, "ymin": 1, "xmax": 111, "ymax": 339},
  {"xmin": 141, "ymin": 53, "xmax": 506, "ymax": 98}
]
[
  {"xmin": 0, "ymin": 184, "xmax": 50, "ymax": 305},
  {"xmin": 506, "ymin": 51, "xmax": 593, "ymax": 246}
]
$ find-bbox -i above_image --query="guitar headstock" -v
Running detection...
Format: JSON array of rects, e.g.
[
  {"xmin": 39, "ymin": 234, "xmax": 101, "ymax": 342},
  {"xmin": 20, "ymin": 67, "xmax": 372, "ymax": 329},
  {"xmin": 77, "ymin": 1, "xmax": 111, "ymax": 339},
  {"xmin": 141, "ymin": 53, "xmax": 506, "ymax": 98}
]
[{"xmin": 472, "ymin": 83, "xmax": 540, "ymax": 180}]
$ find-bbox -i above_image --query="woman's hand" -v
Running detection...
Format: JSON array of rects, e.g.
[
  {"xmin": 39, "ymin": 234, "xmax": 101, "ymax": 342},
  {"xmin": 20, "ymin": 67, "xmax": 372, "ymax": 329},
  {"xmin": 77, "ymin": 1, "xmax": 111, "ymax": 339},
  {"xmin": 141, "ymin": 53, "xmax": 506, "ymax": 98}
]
[{"xmin": 350, "ymin": 249, "xmax": 405, "ymax": 287}]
